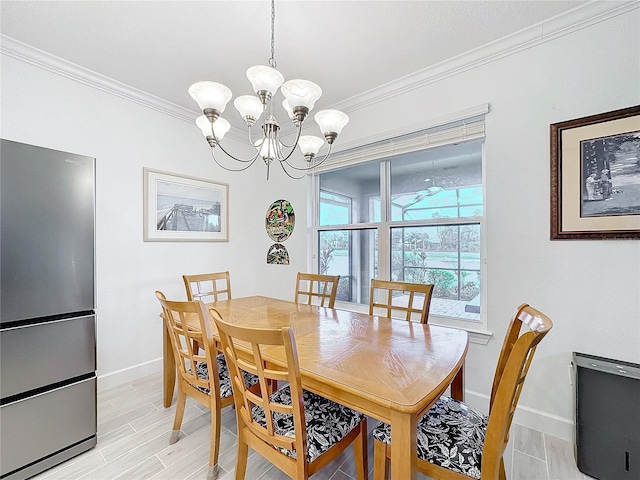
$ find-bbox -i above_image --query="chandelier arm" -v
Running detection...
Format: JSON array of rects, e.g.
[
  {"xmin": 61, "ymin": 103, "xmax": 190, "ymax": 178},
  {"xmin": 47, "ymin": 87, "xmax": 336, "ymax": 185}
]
[
  {"xmin": 215, "ymin": 139, "xmax": 262, "ymax": 164},
  {"xmin": 279, "ymin": 143, "xmax": 333, "ymax": 171},
  {"xmin": 305, "ymin": 143, "xmax": 333, "ymax": 169},
  {"xmin": 211, "ymin": 148, "xmax": 259, "ymax": 172},
  {"xmin": 278, "ymin": 162, "xmax": 314, "ymax": 180},
  {"xmin": 247, "ymin": 126, "xmax": 269, "ymax": 153},
  {"xmin": 272, "ymin": 127, "xmax": 303, "ymax": 165},
  {"xmin": 247, "ymin": 126, "xmax": 256, "ymax": 145},
  {"xmin": 275, "ymin": 121, "xmax": 303, "ymax": 149}
]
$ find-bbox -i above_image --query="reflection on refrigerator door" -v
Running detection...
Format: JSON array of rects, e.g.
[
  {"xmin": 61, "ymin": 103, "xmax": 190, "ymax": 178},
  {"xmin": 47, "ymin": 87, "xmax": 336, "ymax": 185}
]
[{"xmin": 0, "ymin": 139, "xmax": 97, "ymax": 480}]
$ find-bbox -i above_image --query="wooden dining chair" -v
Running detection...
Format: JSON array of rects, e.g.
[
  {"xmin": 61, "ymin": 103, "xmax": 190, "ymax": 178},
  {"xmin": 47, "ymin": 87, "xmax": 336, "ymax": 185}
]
[
  {"xmin": 369, "ymin": 279, "xmax": 434, "ymax": 323},
  {"xmin": 155, "ymin": 291, "xmax": 259, "ymax": 480},
  {"xmin": 294, "ymin": 272, "xmax": 340, "ymax": 308},
  {"xmin": 211, "ymin": 308, "xmax": 368, "ymax": 480},
  {"xmin": 183, "ymin": 271, "xmax": 232, "ymax": 303},
  {"xmin": 372, "ymin": 303, "xmax": 554, "ymax": 480},
  {"xmin": 183, "ymin": 272, "xmax": 232, "ymax": 353}
]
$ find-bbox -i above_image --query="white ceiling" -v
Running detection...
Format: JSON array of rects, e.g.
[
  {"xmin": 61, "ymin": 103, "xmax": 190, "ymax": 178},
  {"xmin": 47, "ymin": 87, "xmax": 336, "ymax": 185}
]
[{"xmin": 1, "ymin": 0, "xmax": 589, "ymax": 126}]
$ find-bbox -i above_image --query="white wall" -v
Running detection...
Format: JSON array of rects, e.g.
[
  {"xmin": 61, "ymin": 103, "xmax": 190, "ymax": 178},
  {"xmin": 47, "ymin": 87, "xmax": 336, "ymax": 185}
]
[
  {"xmin": 323, "ymin": 7, "xmax": 640, "ymax": 439},
  {"xmin": 0, "ymin": 54, "xmax": 263, "ymax": 389},
  {"xmin": 2, "ymin": 4, "xmax": 639, "ymax": 441},
  {"xmin": 250, "ymin": 163, "xmax": 310, "ymax": 301}
]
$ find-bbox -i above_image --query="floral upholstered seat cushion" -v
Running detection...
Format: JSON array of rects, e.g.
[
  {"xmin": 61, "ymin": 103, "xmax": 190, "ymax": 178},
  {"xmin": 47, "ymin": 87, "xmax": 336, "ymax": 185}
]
[
  {"xmin": 372, "ymin": 395, "xmax": 488, "ymax": 479},
  {"xmin": 191, "ymin": 354, "xmax": 259, "ymax": 398},
  {"xmin": 251, "ymin": 386, "xmax": 366, "ymax": 463}
]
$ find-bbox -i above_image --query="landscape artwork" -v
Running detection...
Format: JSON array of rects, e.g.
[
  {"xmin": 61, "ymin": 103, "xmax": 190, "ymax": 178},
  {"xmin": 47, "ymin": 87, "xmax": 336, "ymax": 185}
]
[
  {"xmin": 144, "ymin": 168, "xmax": 228, "ymax": 242},
  {"xmin": 156, "ymin": 180, "xmax": 221, "ymax": 232}
]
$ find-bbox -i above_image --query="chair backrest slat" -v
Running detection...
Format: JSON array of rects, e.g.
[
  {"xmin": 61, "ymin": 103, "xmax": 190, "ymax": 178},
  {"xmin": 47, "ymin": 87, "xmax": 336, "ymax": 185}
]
[
  {"xmin": 183, "ymin": 271, "xmax": 232, "ymax": 304},
  {"xmin": 369, "ymin": 279, "xmax": 434, "ymax": 324},
  {"xmin": 212, "ymin": 309, "xmax": 308, "ymax": 457},
  {"xmin": 295, "ymin": 272, "xmax": 340, "ymax": 308},
  {"xmin": 482, "ymin": 303, "xmax": 553, "ymax": 478},
  {"xmin": 156, "ymin": 291, "xmax": 220, "ymax": 394}
]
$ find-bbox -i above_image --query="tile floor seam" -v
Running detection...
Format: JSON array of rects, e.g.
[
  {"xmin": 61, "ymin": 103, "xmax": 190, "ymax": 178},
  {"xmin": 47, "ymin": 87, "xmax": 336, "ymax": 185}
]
[
  {"xmin": 509, "ymin": 435, "xmax": 515, "ymax": 480},
  {"xmin": 517, "ymin": 449, "xmax": 550, "ymax": 462},
  {"xmin": 542, "ymin": 432, "xmax": 551, "ymax": 480},
  {"xmin": 156, "ymin": 452, "xmax": 169, "ymax": 469},
  {"xmin": 29, "ymin": 374, "xmax": 589, "ymax": 480}
]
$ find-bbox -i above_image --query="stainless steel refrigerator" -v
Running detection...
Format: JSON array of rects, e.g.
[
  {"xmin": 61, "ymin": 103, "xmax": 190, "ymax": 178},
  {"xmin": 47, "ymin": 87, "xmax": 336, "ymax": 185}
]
[{"xmin": 0, "ymin": 139, "xmax": 97, "ymax": 480}]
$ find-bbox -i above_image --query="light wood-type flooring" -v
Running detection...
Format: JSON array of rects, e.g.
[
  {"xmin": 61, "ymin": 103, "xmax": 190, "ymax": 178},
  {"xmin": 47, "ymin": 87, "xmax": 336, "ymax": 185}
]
[{"xmin": 32, "ymin": 374, "xmax": 592, "ymax": 480}]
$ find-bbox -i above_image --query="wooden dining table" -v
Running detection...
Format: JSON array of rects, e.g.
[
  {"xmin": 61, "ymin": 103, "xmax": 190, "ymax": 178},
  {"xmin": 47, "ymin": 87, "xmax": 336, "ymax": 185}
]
[{"xmin": 162, "ymin": 295, "xmax": 468, "ymax": 480}]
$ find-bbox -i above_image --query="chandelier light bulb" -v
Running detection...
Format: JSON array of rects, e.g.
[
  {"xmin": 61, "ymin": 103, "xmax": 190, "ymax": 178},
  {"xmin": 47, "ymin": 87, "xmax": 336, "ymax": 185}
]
[
  {"xmin": 246, "ymin": 65, "xmax": 285, "ymax": 103},
  {"xmin": 234, "ymin": 95, "xmax": 264, "ymax": 127},
  {"xmin": 315, "ymin": 109, "xmax": 349, "ymax": 144},
  {"xmin": 195, "ymin": 115, "xmax": 231, "ymax": 140},
  {"xmin": 255, "ymin": 137, "xmax": 278, "ymax": 161},
  {"xmin": 298, "ymin": 135, "xmax": 324, "ymax": 159},
  {"xmin": 281, "ymin": 79, "xmax": 322, "ymax": 119},
  {"xmin": 188, "ymin": 82, "xmax": 233, "ymax": 119},
  {"xmin": 281, "ymin": 98, "xmax": 296, "ymax": 123},
  {"xmin": 195, "ymin": 115, "xmax": 213, "ymax": 138},
  {"xmin": 211, "ymin": 117, "xmax": 231, "ymax": 141}
]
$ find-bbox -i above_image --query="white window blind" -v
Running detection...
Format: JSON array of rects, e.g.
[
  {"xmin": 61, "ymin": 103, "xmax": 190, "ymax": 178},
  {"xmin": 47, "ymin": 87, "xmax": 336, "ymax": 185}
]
[{"xmin": 313, "ymin": 104, "xmax": 488, "ymax": 173}]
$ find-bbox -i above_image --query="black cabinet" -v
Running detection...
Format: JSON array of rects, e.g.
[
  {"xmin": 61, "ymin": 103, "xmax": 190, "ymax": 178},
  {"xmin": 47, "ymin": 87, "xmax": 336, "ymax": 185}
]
[{"xmin": 574, "ymin": 353, "xmax": 640, "ymax": 479}]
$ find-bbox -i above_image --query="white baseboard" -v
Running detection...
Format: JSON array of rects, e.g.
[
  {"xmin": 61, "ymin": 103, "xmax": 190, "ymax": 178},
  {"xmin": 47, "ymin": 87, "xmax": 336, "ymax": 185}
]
[
  {"xmin": 463, "ymin": 389, "xmax": 575, "ymax": 442},
  {"xmin": 95, "ymin": 365, "xmax": 576, "ymax": 443},
  {"xmin": 97, "ymin": 358, "xmax": 162, "ymax": 393}
]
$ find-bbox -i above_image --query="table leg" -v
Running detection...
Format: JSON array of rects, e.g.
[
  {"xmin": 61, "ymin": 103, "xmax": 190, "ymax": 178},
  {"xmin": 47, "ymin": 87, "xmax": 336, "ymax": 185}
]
[
  {"xmin": 451, "ymin": 362, "xmax": 465, "ymax": 401},
  {"xmin": 390, "ymin": 409, "xmax": 417, "ymax": 480},
  {"xmin": 163, "ymin": 321, "xmax": 176, "ymax": 408}
]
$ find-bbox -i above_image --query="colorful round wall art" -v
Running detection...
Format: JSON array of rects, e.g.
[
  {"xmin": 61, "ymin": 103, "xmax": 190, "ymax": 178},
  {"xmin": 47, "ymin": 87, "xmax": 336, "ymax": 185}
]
[
  {"xmin": 266, "ymin": 243, "xmax": 290, "ymax": 265},
  {"xmin": 265, "ymin": 199, "xmax": 295, "ymax": 242}
]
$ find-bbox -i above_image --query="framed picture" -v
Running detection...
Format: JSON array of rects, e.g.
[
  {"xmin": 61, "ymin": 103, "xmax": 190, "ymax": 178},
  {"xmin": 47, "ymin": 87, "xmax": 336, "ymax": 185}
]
[
  {"xmin": 143, "ymin": 168, "xmax": 228, "ymax": 242},
  {"xmin": 550, "ymin": 105, "xmax": 640, "ymax": 239}
]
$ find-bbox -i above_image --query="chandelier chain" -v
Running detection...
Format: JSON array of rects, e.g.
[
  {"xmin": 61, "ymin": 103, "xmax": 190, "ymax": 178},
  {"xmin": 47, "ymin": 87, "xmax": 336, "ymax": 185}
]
[{"xmin": 269, "ymin": 0, "xmax": 277, "ymax": 68}]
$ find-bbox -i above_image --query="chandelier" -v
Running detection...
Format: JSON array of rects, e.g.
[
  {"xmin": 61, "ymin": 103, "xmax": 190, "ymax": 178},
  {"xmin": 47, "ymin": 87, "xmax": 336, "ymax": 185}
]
[{"xmin": 188, "ymin": 0, "xmax": 349, "ymax": 180}]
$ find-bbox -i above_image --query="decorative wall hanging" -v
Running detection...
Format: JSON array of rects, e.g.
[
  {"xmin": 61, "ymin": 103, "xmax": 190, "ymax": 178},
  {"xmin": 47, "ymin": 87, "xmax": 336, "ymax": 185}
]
[
  {"xmin": 265, "ymin": 199, "xmax": 295, "ymax": 242},
  {"xmin": 143, "ymin": 168, "xmax": 229, "ymax": 242},
  {"xmin": 550, "ymin": 105, "xmax": 640, "ymax": 239},
  {"xmin": 267, "ymin": 243, "xmax": 289, "ymax": 265}
]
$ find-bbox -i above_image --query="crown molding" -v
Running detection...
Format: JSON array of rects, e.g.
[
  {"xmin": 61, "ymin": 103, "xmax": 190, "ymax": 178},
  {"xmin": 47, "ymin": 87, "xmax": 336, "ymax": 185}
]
[
  {"xmin": 2, "ymin": 1, "xmax": 637, "ymax": 132},
  {"xmin": 0, "ymin": 33, "xmax": 250, "ymax": 142},
  {"xmin": 332, "ymin": 0, "xmax": 640, "ymax": 113},
  {"xmin": 0, "ymin": 34, "xmax": 199, "ymax": 124}
]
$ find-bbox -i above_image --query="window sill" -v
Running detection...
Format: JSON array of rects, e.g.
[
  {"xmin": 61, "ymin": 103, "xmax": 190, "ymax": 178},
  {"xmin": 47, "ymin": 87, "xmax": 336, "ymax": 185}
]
[
  {"xmin": 430, "ymin": 320, "xmax": 492, "ymax": 345},
  {"xmin": 333, "ymin": 300, "xmax": 493, "ymax": 345}
]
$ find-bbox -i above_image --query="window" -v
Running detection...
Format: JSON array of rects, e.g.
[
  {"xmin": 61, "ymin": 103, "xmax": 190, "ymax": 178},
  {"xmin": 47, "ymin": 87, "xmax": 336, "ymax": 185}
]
[
  {"xmin": 318, "ymin": 161, "xmax": 379, "ymax": 304},
  {"xmin": 313, "ymin": 125, "xmax": 484, "ymax": 324}
]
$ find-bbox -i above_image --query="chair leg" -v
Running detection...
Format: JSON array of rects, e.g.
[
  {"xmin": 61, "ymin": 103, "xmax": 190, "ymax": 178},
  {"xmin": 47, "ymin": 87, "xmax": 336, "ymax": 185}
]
[
  {"xmin": 499, "ymin": 457, "xmax": 507, "ymax": 480},
  {"xmin": 353, "ymin": 421, "xmax": 368, "ymax": 480},
  {"xmin": 208, "ymin": 402, "xmax": 222, "ymax": 478},
  {"xmin": 234, "ymin": 428, "xmax": 249, "ymax": 480},
  {"xmin": 170, "ymin": 388, "xmax": 187, "ymax": 444},
  {"xmin": 206, "ymin": 464, "xmax": 220, "ymax": 480},
  {"xmin": 373, "ymin": 438, "xmax": 389, "ymax": 480}
]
